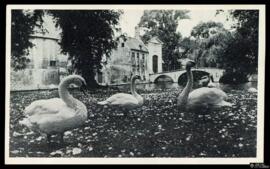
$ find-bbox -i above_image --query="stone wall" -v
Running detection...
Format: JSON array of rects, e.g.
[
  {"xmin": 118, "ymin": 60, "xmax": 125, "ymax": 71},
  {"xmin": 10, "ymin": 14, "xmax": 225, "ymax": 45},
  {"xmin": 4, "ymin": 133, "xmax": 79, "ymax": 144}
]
[{"xmin": 11, "ymin": 68, "xmax": 66, "ymax": 91}]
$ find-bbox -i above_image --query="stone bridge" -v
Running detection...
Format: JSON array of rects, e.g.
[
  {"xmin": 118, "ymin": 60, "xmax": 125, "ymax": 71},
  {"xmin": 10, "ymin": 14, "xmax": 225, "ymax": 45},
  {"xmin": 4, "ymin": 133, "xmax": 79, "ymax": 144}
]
[{"xmin": 149, "ymin": 68, "xmax": 225, "ymax": 83}]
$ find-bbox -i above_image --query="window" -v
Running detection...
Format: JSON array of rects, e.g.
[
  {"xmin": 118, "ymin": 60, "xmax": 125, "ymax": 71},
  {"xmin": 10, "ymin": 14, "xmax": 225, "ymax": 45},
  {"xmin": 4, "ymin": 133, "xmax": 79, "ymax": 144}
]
[
  {"xmin": 131, "ymin": 52, "xmax": 135, "ymax": 65},
  {"xmin": 137, "ymin": 53, "xmax": 140, "ymax": 66},
  {"xmin": 121, "ymin": 43, "xmax": 125, "ymax": 47},
  {"xmin": 142, "ymin": 54, "xmax": 145, "ymax": 67},
  {"xmin": 50, "ymin": 60, "xmax": 56, "ymax": 67}
]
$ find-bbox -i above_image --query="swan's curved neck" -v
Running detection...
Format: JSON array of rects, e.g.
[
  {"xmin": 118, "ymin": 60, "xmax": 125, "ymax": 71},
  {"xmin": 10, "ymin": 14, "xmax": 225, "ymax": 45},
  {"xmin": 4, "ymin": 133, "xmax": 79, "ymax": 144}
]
[
  {"xmin": 131, "ymin": 77, "xmax": 139, "ymax": 97},
  {"xmin": 59, "ymin": 79, "xmax": 77, "ymax": 107},
  {"xmin": 178, "ymin": 67, "xmax": 193, "ymax": 107}
]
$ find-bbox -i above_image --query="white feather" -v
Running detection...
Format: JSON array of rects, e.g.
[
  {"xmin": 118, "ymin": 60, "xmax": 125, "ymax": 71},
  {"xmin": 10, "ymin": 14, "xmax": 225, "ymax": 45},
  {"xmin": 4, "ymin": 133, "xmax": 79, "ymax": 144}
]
[
  {"xmin": 97, "ymin": 75, "xmax": 144, "ymax": 110},
  {"xmin": 187, "ymin": 87, "xmax": 232, "ymax": 109},
  {"xmin": 19, "ymin": 75, "xmax": 88, "ymax": 136},
  {"xmin": 178, "ymin": 60, "xmax": 232, "ymax": 110}
]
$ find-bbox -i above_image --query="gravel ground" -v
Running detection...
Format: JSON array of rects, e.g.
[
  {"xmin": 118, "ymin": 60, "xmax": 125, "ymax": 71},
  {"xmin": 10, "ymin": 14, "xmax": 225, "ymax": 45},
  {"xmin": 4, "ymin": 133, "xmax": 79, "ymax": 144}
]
[{"xmin": 9, "ymin": 86, "xmax": 257, "ymax": 157}]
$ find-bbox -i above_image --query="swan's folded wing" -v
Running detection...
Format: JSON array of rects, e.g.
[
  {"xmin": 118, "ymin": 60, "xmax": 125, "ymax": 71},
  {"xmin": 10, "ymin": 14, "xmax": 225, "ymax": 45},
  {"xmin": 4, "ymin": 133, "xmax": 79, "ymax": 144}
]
[
  {"xmin": 103, "ymin": 93, "xmax": 133, "ymax": 103},
  {"xmin": 110, "ymin": 97, "xmax": 139, "ymax": 106},
  {"xmin": 25, "ymin": 98, "xmax": 66, "ymax": 116},
  {"xmin": 29, "ymin": 104, "xmax": 84, "ymax": 133},
  {"xmin": 107, "ymin": 93, "xmax": 139, "ymax": 106}
]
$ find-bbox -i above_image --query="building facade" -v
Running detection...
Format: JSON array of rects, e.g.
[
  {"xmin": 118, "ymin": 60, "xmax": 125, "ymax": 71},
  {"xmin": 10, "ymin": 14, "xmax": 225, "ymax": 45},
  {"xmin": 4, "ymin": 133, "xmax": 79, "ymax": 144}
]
[
  {"xmin": 97, "ymin": 27, "xmax": 163, "ymax": 85},
  {"xmin": 11, "ymin": 14, "xmax": 163, "ymax": 90},
  {"xmin": 11, "ymin": 15, "xmax": 69, "ymax": 91}
]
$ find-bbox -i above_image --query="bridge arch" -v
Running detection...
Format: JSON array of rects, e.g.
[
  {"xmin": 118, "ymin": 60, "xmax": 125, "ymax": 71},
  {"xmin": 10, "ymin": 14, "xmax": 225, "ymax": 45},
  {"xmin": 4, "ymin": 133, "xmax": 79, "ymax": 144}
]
[
  {"xmin": 149, "ymin": 68, "xmax": 224, "ymax": 84},
  {"xmin": 154, "ymin": 74, "xmax": 174, "ymax": 83}
]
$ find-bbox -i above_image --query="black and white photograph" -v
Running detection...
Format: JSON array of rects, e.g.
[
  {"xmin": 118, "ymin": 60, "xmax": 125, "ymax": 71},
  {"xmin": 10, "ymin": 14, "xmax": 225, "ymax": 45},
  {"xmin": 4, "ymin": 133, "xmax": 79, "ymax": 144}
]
[{"xmin": 5, "ymin": 5, "xmax": 266, "ymax": 164}]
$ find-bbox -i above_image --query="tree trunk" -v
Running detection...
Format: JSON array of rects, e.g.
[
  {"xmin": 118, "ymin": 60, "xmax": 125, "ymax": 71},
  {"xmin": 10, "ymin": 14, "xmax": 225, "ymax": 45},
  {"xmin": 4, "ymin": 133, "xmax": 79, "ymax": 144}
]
[{"xmin": 81, "ymin": 65, "xmax": 99, "ymax": 89}]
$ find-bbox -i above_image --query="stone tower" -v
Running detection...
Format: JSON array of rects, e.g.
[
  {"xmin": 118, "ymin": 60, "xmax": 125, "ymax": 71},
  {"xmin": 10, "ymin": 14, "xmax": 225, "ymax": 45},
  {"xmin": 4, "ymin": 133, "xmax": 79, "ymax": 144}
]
[{"xmin": 146, "ymin": 37, "xmax": 163, "ymax": 75}]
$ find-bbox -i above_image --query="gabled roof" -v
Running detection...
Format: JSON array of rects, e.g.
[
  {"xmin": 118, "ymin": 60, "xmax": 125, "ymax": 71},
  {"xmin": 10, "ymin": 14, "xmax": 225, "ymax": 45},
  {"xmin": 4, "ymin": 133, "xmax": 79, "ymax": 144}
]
[
  {"xmin": 125, "ymin": 37, "xmax": 148, "ymax": 52},
  {"xmin": 148, "ymin": 36, "xmax": 163, "ymax": 45}
]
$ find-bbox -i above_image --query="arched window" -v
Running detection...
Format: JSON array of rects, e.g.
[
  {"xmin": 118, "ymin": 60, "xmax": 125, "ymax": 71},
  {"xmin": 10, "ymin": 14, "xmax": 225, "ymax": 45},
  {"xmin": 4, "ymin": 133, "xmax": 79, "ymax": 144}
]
[{"xmin": 152, "ymin": 55, "xmax": 158, "ymax": 73}]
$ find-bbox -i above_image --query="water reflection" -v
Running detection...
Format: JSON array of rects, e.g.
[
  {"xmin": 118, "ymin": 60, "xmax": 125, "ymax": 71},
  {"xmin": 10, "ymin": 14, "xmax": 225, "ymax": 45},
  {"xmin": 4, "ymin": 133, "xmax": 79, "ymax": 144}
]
[
  {"xmin": 219, "ymin": 82, "xmax": 257, "ymax": 92},
  {"xmin": 117, "ymin": 81, "xmax": 258, "ymax": 92}
]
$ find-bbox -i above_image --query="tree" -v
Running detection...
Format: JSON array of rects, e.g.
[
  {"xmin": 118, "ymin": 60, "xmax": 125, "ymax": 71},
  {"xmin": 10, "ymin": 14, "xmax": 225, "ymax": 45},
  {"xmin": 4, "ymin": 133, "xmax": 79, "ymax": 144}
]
[
  {"xmin": 48, "ymin": 10, "xmax": 122, "ymax": 88},
  {"xmin": 217, "ymin": 10, "xmax": 259, "ymax": 83},
  {"xmin": 190, "ymin": 21, "xmax": 224, "ymax": 38},
  {"xmin": 138, "ymin": 10, "xmax": 190, "ymax": 71},
  {"xmin": 11, "ymin": 10, "xmax": 44, "ymax": 70},
  {"xmin": 185, "ymin": 21, "xmax": 232, "ymax": 68},
  {"xmin": 178, "ymin": 37, "xmax": 197, "ymax": 67}
]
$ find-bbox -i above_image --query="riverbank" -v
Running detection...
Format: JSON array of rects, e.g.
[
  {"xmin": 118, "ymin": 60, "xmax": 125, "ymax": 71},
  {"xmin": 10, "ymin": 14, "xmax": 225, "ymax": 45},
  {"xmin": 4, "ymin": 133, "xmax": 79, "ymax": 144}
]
[{"xmin": 9, "ymin": 87, "xmax": 257, "ymax": 157}]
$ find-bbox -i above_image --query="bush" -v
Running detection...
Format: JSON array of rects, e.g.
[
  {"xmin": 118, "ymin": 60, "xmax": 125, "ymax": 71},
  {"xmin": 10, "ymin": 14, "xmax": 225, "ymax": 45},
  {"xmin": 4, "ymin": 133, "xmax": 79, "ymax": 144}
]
[{"xmin": 219, "ymin": 72, "xmax": 248, "ymax": 84}]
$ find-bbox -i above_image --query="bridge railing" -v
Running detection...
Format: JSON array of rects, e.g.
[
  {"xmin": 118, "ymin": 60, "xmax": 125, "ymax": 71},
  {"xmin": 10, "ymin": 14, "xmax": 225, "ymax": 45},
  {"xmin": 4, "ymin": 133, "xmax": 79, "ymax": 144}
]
[{"xmin": 149, "ymin": 69, "xmax": 184, "ymax": 75}]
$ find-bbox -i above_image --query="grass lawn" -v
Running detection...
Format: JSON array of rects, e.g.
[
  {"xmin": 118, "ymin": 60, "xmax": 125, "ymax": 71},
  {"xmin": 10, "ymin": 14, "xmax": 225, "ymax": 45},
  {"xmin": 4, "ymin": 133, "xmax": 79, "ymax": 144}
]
[{"xmin": 9, "ymin": 87, "xmax": 257, "ymax": 157}]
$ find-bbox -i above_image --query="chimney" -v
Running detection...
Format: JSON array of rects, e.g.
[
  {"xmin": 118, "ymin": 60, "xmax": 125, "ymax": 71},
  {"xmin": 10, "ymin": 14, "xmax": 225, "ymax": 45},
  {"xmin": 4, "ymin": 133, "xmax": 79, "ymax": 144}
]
[{"xmin": 135, "ymin": 26, "xmax": 140, "ymax": 39}]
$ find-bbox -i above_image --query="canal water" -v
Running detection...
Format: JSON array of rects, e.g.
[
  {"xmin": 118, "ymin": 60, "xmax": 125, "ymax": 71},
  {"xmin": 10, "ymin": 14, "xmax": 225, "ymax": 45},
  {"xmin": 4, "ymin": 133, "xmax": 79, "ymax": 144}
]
[{"xmin": 117, "ymin": 81, "xmax": 258, "ymax": 93}]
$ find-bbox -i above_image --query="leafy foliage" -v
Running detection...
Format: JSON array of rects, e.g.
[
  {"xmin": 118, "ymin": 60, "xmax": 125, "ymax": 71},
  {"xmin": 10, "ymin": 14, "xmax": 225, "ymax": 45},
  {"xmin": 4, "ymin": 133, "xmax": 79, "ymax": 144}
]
[
  {"xmin": 219, "ymin": 10, "xmax": 259, "ymax": 81},
  {"xmin": 47, "ymin": 10, "xmax": 122, "ymax": 88},
  {"xmin": 138, "ymin": 10, "xmax": 190, "ymax": 71},
  {"xmin": 181, "ymin": 21, "xmax": 232, "ymax": 68},
  {"xmin": 181, "ymin": 10, "xmax": 259, "ymax": 84},
  {"xmin": 11, "ymin": 10, "xmax": 44, "ymax": 70},
  {"xmin": 190, "ymin": 21, "xmax": 224, "ymax": 38}
]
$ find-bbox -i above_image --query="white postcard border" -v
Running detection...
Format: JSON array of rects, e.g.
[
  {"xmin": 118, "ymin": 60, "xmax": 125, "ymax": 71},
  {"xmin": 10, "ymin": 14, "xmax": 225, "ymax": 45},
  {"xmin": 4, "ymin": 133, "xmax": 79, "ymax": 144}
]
[{"xmin": 5, "ymin": 4, "xmax": 266, "ymax": 165}]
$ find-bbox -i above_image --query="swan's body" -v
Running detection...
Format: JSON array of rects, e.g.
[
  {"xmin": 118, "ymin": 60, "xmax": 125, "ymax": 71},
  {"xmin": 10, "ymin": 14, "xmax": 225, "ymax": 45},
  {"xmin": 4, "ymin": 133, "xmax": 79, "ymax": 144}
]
[
  {"xmin": 187, "ymin": 87, "xmax": 232, "ymax": 109},
  {"xmin": 177, "ymin": 59, "xmax": 232, "ymax": 110},
  {"xmin": 97, "ymin": 75, "xmax": 143, "ymax": 109},
  {"xmin": 19, "ymin": 75, "xmax": 88, "ymax": 143}
]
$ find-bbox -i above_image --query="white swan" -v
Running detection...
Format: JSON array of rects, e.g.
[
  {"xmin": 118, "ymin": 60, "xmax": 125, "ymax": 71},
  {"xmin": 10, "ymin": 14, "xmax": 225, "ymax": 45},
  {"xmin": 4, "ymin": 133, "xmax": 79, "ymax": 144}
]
[
  {"xmin": 97, "ymin": 75, "xmax": 143, "ymax": 109},
  {"xmin": 177, "ymin": 59, "xmax": 232, "ymax": 110},
  {"xmin": 19, "ymin": 75, "xmax": 88, "ymax": 144}
]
